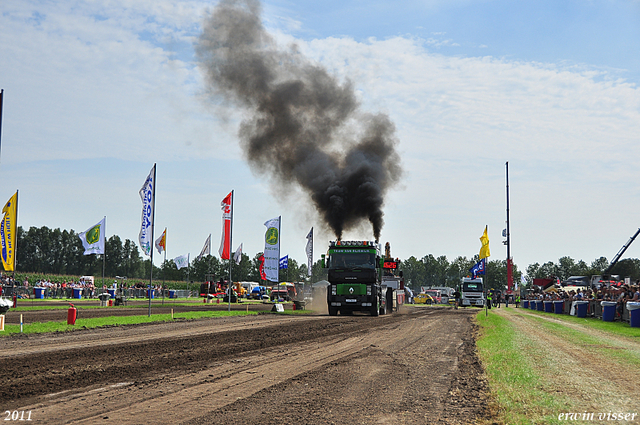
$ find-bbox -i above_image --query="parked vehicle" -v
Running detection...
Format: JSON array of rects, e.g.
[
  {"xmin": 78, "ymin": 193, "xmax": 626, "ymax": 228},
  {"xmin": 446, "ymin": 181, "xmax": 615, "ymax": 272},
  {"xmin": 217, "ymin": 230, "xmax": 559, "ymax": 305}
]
[
  {"xmin": 270, "ymin": 288, "xmax": 290, "ymax": 301},
  {"xmin": 424, "ymin": 289, "xmax": 441, "ymax": 304},
  {"xmin": 414, "ymin": 293, "xmax": 434, "ymax": 305},
  {"xmin": 250, "ymin": 286, "xmax": 267, "ymax": 300}
]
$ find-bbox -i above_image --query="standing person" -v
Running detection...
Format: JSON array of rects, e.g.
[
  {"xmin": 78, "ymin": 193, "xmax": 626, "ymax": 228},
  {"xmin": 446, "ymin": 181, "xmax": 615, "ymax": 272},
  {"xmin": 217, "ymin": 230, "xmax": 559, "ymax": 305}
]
[
  {"xmin": 453, "ymin": 287, "xmax": 461, "ymax": 309},
  {"xmin": 515, "ymin": 293, "xmax": 521, "ymax": 308},
  {"xmin": 486, "ymin": 289, "xmax": 493, "ymax": 310}
]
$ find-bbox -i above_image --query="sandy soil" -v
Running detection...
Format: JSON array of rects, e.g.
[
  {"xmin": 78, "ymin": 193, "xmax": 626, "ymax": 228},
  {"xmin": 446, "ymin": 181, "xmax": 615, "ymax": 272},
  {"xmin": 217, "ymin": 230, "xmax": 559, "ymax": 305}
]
[{"xmin": 0, "ymin": 306, "xmax": 490, "ymax": 424}]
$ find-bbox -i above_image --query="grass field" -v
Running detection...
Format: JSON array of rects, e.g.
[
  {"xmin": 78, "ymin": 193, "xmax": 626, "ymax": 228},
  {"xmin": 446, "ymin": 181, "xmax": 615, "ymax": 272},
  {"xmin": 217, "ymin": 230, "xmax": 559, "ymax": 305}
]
[
  {"xmin": 0, "ymin": 307, "xmax": 310, "ymax": 336},
  {"xmin": 476, "ymin": 307, "xmax": 640, "ymax": 425}
]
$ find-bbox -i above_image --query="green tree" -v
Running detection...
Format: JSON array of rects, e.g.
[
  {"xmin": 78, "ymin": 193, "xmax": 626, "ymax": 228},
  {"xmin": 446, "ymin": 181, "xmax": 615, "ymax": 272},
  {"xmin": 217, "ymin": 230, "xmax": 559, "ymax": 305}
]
[
  {"xmin": 590, "ymin": 257, "xmax": 609, "ymax": 274},
  {"xmin": 609, "ymin": 258, "xmax": 640, "ymax": 281},
  {"xmin": 233, "ymin": 253, "xmax": 253, "ymax": 281},
  {"xmin": 401, "ymin": 256, "xmax": 425, "ymax": 290}
]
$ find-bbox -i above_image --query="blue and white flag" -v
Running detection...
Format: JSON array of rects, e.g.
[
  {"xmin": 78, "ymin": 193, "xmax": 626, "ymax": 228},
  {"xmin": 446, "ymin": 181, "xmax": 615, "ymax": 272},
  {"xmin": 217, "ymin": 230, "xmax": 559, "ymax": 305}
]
[
  {"xmin": 279, "ymin": 255, "xmax": 288, "ymax": 269},
  {"xmin": 469, "ymin": 258, "xmax": 486, "ymax": 278},
  {"xmin": 139, "ymin": 165, "xmax": 156, "ymax": 256},
  {"xmin": 233, "ymin": 243, "xmax": 243, "ymax": 265},
  {"xmin": 518, "ymin": 274, "xmax": 526, "ymax": 290},
  {"xmin": 305, "ymin": 227, "xmax": 313, "ymax": 277}
]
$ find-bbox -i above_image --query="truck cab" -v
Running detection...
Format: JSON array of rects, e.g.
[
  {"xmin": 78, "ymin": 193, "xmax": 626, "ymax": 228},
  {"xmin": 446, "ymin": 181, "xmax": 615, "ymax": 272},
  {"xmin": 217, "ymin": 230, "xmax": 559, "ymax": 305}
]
[
  {"xmin": 461, "ymin": 278, "xmax": 485, "ymax": 307},
  {"xmin": 325, "ymin": 240, "xmax": 385, "ymax": 316}
]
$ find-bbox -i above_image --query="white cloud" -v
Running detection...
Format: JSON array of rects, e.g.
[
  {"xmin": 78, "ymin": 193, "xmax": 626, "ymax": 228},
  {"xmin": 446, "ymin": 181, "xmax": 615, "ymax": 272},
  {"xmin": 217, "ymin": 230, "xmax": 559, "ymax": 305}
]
[{"xmin": 3, "ymin": 0, "xmax": 640, "ymax": 270}]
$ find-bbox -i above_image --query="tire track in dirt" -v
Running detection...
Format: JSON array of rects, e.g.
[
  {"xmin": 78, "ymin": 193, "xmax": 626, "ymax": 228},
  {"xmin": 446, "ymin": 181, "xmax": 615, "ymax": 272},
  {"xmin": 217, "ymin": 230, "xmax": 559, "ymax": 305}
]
[
  {"xmin": 3, "ymin": 308, "xmax": 489, "ymax": 425},
  {"xmin": 494, "ymin": 308, "xmax": 640, "ymax": 415},
  {"xmin": 0, "ymin": 314, "xmax": 325, "ymax": 357}
]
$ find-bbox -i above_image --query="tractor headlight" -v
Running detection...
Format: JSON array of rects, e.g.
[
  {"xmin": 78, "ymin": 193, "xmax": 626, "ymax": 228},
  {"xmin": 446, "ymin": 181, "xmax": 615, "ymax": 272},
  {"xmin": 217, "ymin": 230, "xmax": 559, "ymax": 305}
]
[
  {"xmin": 366, "ymin": 285, "xmax": 372, "ymax": 296},
  {"xmin": 331, "ymin": 285, "xmax": 336, "ymax": 295}
]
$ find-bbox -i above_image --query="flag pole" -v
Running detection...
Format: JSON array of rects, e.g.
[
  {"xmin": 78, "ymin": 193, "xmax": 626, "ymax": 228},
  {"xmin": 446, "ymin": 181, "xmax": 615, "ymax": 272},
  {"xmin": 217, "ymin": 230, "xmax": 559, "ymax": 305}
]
[
  {"xmin": 162, "ymin": 241, "xmax": 166, "ymax": 305},
  {"xmin": 486, "ymin": 225, "xmax": 489, "ymax": 317},
  {"xmin": 228, "ymin": 190, "xmax": 234, "ymax": 312},
  {"xmin": 278, "ymin": 216, "xmax": 281, "ymax": 285},
  {"xmin": 0, "ymin": 90, "xmax": 4, "ymax": 164},
  {"xmin": 102, "ymin": 216, "xmax": 106, "ymax": 291},
  {"xmin": 148, "ymin": 164, "xmax": 156, "ymax": 317},
  {"xmin": 12, "ymin": 190, "xmax": 18, "ymax": 280},
  {"xmin": 506, "ymin": 161, "xmax": 513, "ymax": 296}
]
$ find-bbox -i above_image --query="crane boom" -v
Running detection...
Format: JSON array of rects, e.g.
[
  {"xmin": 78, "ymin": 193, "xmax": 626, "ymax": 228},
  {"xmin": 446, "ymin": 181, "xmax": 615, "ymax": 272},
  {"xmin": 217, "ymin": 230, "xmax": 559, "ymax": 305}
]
[{"xmin": 604, "ymin": 228, "xmax": 640, "ymax": 274}]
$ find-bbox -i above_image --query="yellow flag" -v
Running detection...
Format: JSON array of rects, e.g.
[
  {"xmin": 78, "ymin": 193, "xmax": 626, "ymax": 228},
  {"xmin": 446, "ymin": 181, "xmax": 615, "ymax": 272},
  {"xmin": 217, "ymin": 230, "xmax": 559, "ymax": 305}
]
[
  {"xmin": 479, "ymin": 225, "xmax": 490, "ymax": 259},
  {"xmin": 1, "ymin": 191, "xmax": 18, "ymax": 271}
]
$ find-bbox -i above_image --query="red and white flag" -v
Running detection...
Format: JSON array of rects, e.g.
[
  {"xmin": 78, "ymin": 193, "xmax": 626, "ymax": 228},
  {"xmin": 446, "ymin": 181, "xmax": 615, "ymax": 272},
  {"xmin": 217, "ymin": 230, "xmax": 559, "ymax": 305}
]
[
  {"xmin": 218, "ymin": 191, "xmax": 233, "ymax": 260},
  {"xmin": 259, "ymin": 254, "xmax": 266, "ymax": 281},
  {"xmin": 155, "ymin": 228, "xmax": 167, "ymax": 255}
]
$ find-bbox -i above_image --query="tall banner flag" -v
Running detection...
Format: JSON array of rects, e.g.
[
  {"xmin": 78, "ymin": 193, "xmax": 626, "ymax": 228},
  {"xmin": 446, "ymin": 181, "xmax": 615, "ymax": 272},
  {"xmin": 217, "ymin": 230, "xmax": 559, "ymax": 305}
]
[
  {"xmin": 263, "ymin": 217, "xmax": 280, "ymax": 282},
  {"xmin": 279, "ymin": 255, "xmax": 288, "ymax": 269},
  {"xmin": 174, "ymin": 254, "xmax": 189, "ymax": 270},
  {"xmin": 197, "ymin": 234, "xmax": 211, "ymax": 260},
  {"xmin": 259, "ymin": 254, "xmax": 266, "ymax": 280},
  {"xmin": 0, "ymin": 191, "xmax": 17, "ymax": 271},
  {"xmin": 79, "ymin": 217, "xmax": 106, "ymax": 255},
  {"xmin": 155, "ymin": 228, "xmax": 167, "ymax": 254},
  {"xmin": 469, "ymin": 259, "xmax": 486, "ymax": 279},
  {"xmin": 479, "ymin": 225, "xmax": 490, "ymax": 259},
  {"xmin": 233, "ymin": 243, "xmax": 243, "ymax": 265},
  {"xmin": 219, "ymin": 191, "xmax": 233, "ymax": 260},
  {"xmin": 305, "ymin": 227, "xmax": 313, "ymax": 277},
  {"xmin": 139, "ymin": 165, "xmax": 155, "ymax": 256},
  {"xmin": 0, "ymin": 89, "xmax": 4, "ymax": 154}
]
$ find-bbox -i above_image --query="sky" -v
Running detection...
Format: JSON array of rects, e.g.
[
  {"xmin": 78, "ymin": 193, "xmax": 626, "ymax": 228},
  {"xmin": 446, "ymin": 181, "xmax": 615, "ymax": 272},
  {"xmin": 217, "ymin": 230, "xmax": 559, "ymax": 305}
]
[{"xmin": 1, "ymin": 0, "xmax": 640, "ymax": 277}]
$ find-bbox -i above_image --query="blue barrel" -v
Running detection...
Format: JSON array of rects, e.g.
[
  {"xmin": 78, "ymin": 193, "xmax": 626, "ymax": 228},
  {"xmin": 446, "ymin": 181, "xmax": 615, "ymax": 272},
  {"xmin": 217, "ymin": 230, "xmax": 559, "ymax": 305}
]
[
  {"xmin": 544, "ymin": 301, "xmax": 553, "ymax": 313},
  {"xmin": 536, "ymin": 301, "xmax": 544, "ymax": 311},
  {"xmin": 73, "ymin": 288, "xmax": 82, "ymax": 299},
  {"xmin": 108, "ymin": 289, "xmax": 116, "ymax": 298},
  {"xmin": 523, "ymin": 300, "xmax": 529, "ymax": 309},
  {"xmin": 34, "ymin": 287, "xmax": 45, "ymax": 299},
  {"xmin": 576, "ymin": 301, "xmax": 588, "ymax": 318},
  {"xmin": 553, "ymin": 300, "xmax": 564, "ymax": 314},
  {"xmin": 147, "ymin": 289, "xmax": 154, "ymax": 299},
  {"xmin": 601, "ymin": 301, "xmax": 616, "ymax": 322},
  {"xmin": 630, "ymin": 308, "xmax": 640, "ymax": 327},
  {"xmin": 169, "ymin": 290, "xmax": 176, "ymax": 299}
]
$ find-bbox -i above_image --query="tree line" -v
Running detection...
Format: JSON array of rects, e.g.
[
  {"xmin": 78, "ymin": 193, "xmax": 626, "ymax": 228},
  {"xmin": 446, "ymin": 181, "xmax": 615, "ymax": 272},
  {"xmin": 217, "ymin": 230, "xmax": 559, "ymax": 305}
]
[
  {"xmin": 9, "ymin": 226, "xmax": 311, "ymax": 284},
  {"xmin": 6, "ymin": 225, "xmax": 640, "ymax": 290}
]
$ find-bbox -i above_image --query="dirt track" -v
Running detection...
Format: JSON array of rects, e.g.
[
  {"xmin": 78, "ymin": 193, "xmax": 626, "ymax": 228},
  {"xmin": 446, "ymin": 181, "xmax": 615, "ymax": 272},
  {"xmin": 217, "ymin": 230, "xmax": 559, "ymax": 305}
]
[{"xmin": 0, "ymin": 307, "xmax": 490, "ymax": 424}]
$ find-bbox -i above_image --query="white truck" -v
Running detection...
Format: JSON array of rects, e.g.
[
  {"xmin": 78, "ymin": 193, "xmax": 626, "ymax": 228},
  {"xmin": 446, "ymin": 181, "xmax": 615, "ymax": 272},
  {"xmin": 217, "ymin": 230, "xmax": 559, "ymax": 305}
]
[{"xmin": 461, "ymin": 277, "xmax": 485, "ymax": 307}]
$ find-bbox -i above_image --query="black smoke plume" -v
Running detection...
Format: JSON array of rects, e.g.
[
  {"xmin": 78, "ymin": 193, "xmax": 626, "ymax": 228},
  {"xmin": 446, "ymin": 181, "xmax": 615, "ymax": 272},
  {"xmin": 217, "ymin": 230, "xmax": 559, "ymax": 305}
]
[{"xmin": 197, "ymin": 0, "xmax": 402, "ymax": 241}]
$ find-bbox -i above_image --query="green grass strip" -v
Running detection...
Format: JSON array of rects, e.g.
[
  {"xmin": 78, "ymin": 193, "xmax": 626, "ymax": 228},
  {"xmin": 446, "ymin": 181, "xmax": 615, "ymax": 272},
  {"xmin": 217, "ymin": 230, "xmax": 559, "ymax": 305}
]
[
  {"xmin": 513, "ymin": 311, "xmax": 640, "ymax": 368},
  {"xmin": 476, "ymin": 310, "xmax": 576, "ymax": 425},
  {"xmin": 510, "ymin": 307, "xmax": 640, "ymax": 339},
  {"xmin": 10, "ymin": 300, "xmax": 271, "ymax": 312},
  {"xmin": 1, "ymin": 308, "xmax": 312, "ymax": 336},
  {"xmin": 0, "ymin": 310, "xmax": 260, "ymax": 335}
]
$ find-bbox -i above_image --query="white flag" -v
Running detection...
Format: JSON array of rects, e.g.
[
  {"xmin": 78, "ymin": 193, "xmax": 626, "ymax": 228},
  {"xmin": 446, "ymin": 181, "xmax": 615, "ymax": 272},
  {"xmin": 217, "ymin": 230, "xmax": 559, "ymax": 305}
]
[
  {"xmin": 79, "ymin": 217, "xmax": 106, "ymax": 255},
  {"xmin": 174, "ymin": 254, "xmax": 189, "ymax": 270},
  {"xmin": 139, "ymin": 165, "xmax": 156, "ymax": 256},
  {"xmin": 305, "ymin": 227, "xmax": 313, "ymax": 277},
  {"xmin": 233, "ymin": 243, "xmax": 243, "ymax": 265},
  {"xmin": 197, "ymin": 234, "xmax": 211, "ymax": 260},
  {"xmin": 264, "ymin": 217, "xmax": 280, "ymax": 282}
]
